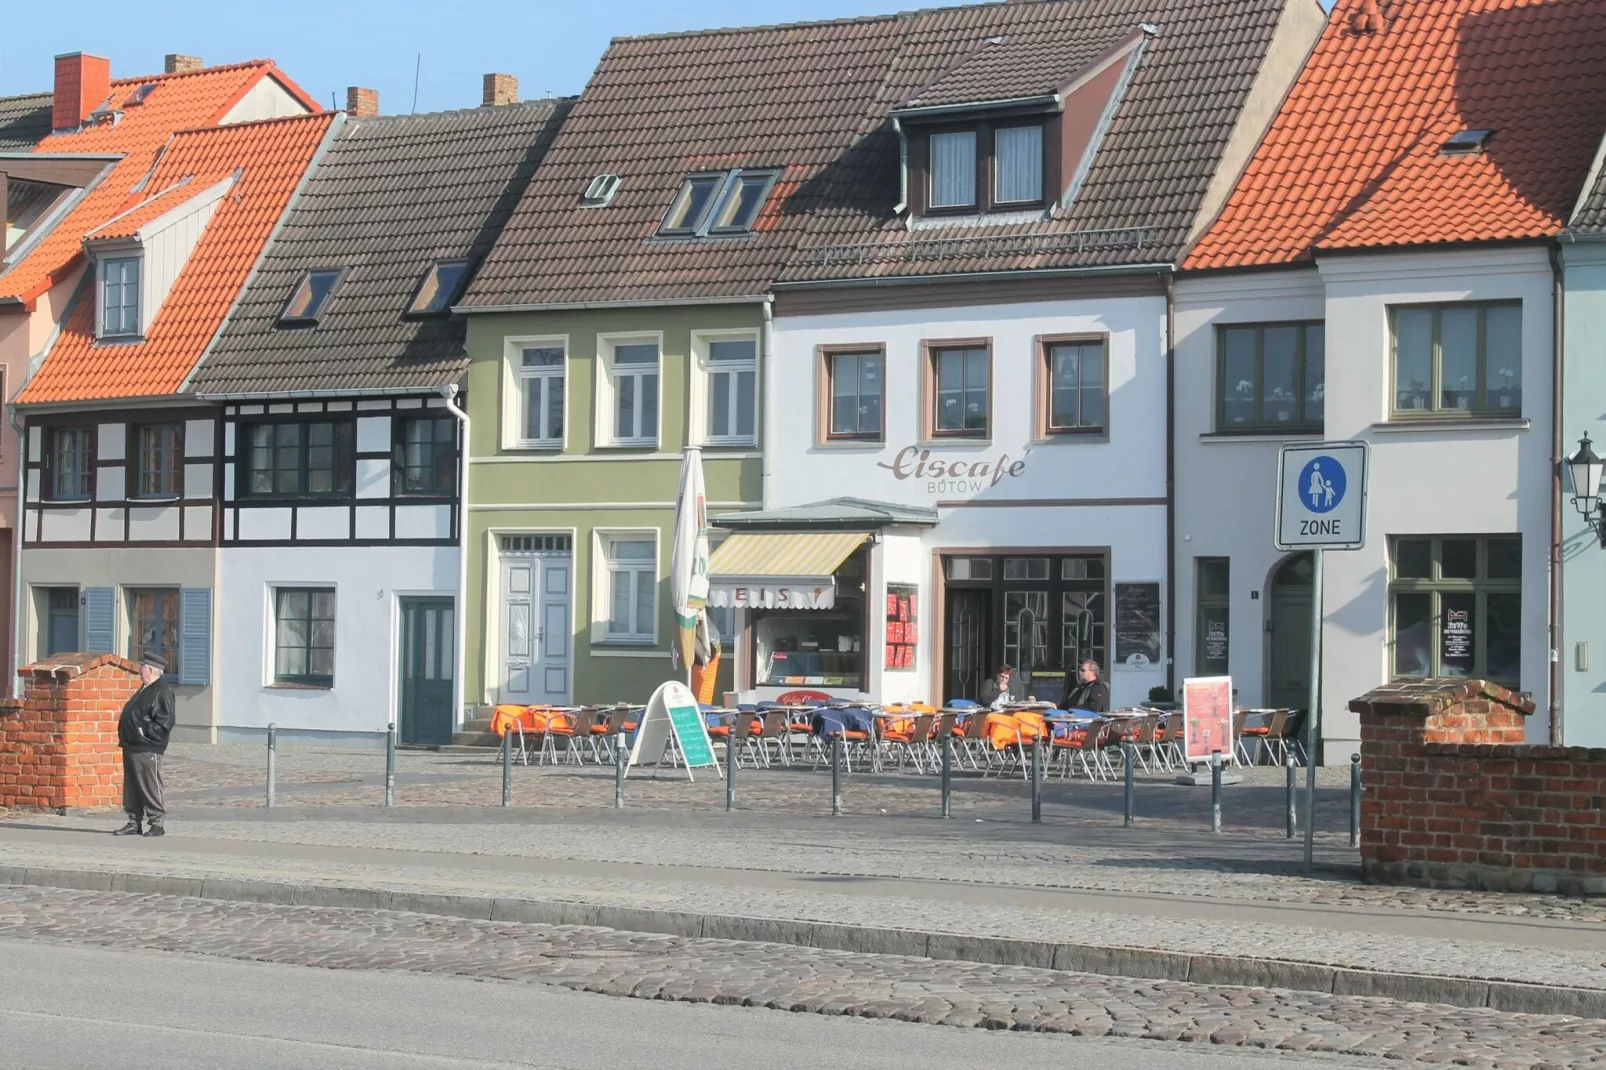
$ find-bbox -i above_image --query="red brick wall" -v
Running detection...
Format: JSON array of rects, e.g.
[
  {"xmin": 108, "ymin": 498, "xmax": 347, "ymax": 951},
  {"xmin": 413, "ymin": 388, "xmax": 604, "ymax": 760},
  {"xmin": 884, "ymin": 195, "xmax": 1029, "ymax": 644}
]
[
  {"xmin": 1348, "ymin": 679, "xmax": 1606, "ymax": 894},
  {"xmin": 0, "ymin": 654, "xmax": 141, "ymax": 813}
]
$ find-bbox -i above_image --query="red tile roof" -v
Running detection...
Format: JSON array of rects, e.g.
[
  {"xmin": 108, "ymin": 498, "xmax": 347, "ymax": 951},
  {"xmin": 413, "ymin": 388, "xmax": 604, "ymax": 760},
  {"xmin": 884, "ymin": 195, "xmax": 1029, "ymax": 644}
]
[
  {"xmin": 1185, "ymin": 0, "xmax": 1606, "ymax": 271},
  {"xmin": 84, "ymin": 172, "xmax": 235, "ymax": 241},
  {"xmin": 18, "ymin": 112, "xmax": 334, "ymax": 404},
  {"xmin": 0, "ymin": 61, "xmax": 317, "ymax": 309}
]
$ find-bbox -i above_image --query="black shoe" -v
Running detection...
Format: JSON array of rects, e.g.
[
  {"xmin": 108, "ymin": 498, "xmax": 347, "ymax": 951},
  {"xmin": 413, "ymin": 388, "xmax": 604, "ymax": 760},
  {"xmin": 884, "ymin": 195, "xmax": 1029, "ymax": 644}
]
[
  {"xmin": 112, "ymin": 819, "xmax": 142, "ymax": 836},
  {"xmin": 142, "ymin": 825, "xmax": 165, "ymax": 838}
]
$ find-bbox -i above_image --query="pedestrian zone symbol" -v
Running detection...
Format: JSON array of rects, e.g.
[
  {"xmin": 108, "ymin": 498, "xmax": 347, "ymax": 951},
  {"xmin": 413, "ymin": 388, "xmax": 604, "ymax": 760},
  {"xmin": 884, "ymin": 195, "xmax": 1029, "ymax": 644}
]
[
  {"xmin": 1275, "ymin": 440, "xmax": 1367, "ymax": 551},
  {"xmin": 1298, "ymin": 457, "xmax": 1346, "ymax": 514}
]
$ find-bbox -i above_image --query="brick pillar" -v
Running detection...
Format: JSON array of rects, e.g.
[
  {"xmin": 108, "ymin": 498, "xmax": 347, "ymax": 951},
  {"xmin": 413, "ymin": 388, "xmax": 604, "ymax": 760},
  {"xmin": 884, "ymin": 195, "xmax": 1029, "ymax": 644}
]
[
  {"xmin": 0, "ymin": 654, "xmax": 141, "ymax": 814},
  {"xmin": 346, "ymin": 87, "xmax": 379, "ymax": 118},
  {"xmin": 482, "ymin": 73, "xmax": 518, "ymax": 107},
  {"xmin": 1349, "ymin": 678, "xmax": 1533, "ymax": 888}
]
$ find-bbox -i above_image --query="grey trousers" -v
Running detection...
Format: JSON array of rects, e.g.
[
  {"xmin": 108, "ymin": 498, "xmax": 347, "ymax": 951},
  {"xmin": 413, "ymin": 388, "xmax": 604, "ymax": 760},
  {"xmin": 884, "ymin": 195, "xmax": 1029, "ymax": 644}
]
[{"xmin": 122, "ymin": 751, "xmax": 165, "ymax": 825}]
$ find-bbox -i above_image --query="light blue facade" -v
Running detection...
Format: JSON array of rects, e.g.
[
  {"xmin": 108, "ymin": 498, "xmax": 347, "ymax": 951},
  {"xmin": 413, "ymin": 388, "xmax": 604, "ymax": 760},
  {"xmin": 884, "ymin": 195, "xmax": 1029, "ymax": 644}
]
[{"xmin": 1561, "ymin": 236, "xmax": 1606, "ymax": 746}]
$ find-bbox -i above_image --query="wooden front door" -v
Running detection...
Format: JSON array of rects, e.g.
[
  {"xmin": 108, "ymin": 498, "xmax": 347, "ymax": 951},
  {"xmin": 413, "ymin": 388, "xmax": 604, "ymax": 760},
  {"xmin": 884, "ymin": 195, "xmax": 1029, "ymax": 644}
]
[{"xmin": 399, "ymin": 597, "xmax": 454, "ymax": 745}]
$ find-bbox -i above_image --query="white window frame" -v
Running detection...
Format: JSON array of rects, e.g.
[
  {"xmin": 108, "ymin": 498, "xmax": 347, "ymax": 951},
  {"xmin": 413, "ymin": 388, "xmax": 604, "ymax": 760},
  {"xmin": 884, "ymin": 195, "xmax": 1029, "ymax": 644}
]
[
  {"xmin": 98, "ymin": 254, "xmax": 142, "ymax": 339},
  {"xmin": 690, "ymin": 329, "xmax": 760, "ymax": 447},
  {"xmin": 503, "ymin": 334, "xmax": 569, "ymax": 450},
  {"xmin": 595, "ymin": 333, "xmax": 662, "ymax": 449},
  {"xmin": 593, "ymin": 528, "xmax": 659, "ymax": 645}
]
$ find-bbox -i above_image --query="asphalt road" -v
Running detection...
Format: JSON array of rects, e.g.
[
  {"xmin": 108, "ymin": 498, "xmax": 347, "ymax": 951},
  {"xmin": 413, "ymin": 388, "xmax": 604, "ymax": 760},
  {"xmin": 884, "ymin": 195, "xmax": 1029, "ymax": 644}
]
[{"xmin": 0, "ymin": 939, "xmax": 1383, "ymax": 1070}]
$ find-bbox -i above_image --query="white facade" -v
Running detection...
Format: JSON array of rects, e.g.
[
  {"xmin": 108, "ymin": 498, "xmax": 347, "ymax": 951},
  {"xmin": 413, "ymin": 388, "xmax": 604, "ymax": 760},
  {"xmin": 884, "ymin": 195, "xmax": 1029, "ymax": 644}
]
[
  {"xmin": 215, "ymin": 544, "xmax": 457, "ymax": 740},
  {"xmin": 1174, "ymin": 246, "xmax": 1555, "ymax": 755},
  {"xmin": 767, "ymin": 292, "xmax": 1170, "ymax": 708}
]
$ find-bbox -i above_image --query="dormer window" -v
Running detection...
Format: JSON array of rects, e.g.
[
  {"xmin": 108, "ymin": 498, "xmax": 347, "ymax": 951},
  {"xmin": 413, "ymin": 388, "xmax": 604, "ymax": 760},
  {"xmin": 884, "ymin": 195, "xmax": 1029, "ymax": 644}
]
[
  {"xmin": 916, "ymin": 121, "xmax": 1047, "ymax": 217},
  {"xmin": 279, "ymin": 268, "xmax": 344, "ymax": 327},
  {"xmin": 657, "ymin": 169, "xmax": 778, "ymax": 237},
  {"xmin": 98, "ymin": 256, "xmax": 140, "ymax": 339},
  {"xmin": 930, "ymin": 132, "xmax": 977, "ymax": 209},
  {"xmin": 994, "ymin": 125, "xmax": 1043, "ymax": 204},
  {"xmin": 406, "ymin": 259, "xmax": 471, "ymax": 316}
]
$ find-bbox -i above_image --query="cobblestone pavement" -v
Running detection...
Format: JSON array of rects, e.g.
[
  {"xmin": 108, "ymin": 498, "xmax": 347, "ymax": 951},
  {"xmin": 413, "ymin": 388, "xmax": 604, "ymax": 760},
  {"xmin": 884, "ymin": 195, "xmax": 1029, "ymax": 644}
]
[{"xmin": 0, "ymin": 886, "xmax": 1600, "ymax": 1068}]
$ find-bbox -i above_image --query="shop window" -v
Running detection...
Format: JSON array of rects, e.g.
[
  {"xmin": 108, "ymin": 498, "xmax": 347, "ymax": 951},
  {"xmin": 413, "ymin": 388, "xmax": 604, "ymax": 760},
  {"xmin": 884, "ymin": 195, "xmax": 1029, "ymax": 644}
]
[
  {"xmin": 752, "ymin": 546, "xmax": 867, "ymax": 690},
  {"xmin": 1391, "ymin": 302, "xmax": 1521, "ymax": 416},
  {"xmin": 394, "ymin": 416, "xmax": 456, "ymax": 497},
  {"xmin": 47, "ymin": 427, "xmax": 94, "ymax": 501},
  {"xmin": 825, "ymin": 350, "xmax": 883, "ymax": 441},
  {"xmin": 599, "ymin": 339, "xmax": 659, "ymax": 447},
  {"xmin": 274, "ymin": 587, "xmax": 336, "ymax": 686},
  {"xmin": 244, "ymin": 420, "xmax": 355, "ymax": 497},
  {"xmin": 134, "ymin": 423, "xmax": 182, "ymax": 498},
  {"xmin": 1040, "ymin": 339, "xmax": 1107, "ymax": 435},
  {"xmin": 514, "ymin": 345, "xmax": 565, "ymax": 448},
  {"xmin": 929, "ymin": 345, "xmax": 989, "ymax": 437},
  {"xmin": 945, "ymin": 557, "xmax": 994, "ymax": 581},
  {"xmin": 128, "ymin": 588, "xmax": 179, "ymax": 675},
  {"xmin": 603, "ymin": 534, "xmax": 656, "ymax": 642},
  {"xmin": 1389, "ymin": 536, "xmax": 1520, "ymax": 684},
  {"xmin": 1217, "ymin": 323, "xmax": 1324, "ymax": 431},
  {"xmin": 1195, "ymin": 558, "xmax": 1229, "ymax": 676}
]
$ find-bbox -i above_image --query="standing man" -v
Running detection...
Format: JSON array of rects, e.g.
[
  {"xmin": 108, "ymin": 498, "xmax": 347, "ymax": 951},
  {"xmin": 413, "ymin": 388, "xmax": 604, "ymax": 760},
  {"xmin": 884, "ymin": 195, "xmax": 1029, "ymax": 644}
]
[
  {"xmin": 1065, "ymin": 659, "xmax": 1110, "ymax": 713},
  {"xmin": 114, "ymin": 653, "xmax": 175, "ymax": 837},
  {"xmin": 978, "ymin": 663, "xmax": 1026, "ymax": 708}
]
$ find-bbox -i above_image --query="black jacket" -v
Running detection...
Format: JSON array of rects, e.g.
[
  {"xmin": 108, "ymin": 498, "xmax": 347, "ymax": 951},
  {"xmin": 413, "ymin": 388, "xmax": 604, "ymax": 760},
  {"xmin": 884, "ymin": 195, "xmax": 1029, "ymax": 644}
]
[
  {"xmin": 1065, "ymin": 678, "xmax": 1110, "ymax": 713},
  {"xmin": 978, "ymin": 675, "xmax": 1026, "ymax": 707},
  {"xmin": 119, "ymin": 677, "xmax": 176, "ymax": 754}
]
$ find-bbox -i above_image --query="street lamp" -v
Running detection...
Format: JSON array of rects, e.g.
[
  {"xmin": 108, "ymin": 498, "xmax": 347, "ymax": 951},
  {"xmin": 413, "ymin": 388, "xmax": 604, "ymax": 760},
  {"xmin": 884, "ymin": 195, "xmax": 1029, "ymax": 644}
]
[{"xmin": 1567, "ymin": 434, "xmax": 1606, "ymax": 547}]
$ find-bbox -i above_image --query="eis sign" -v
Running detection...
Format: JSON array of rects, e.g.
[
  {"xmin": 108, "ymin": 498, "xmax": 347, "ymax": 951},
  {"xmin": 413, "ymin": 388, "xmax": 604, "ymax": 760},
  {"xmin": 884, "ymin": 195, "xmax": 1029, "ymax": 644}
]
[{"xmin": 876, "ymin": 444, "xmax": 1030, "ymax": 497}]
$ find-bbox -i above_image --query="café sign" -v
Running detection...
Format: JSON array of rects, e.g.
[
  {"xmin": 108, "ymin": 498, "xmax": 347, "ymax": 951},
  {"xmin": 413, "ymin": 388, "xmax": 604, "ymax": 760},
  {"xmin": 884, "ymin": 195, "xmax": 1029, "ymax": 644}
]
[
  {"xmin": 708, "ymin": 584, "xmax": 836, "ymax": 610},
  {"xmin": 876, "ymin": 444, "xmax": 1030, "ymax": 497}
]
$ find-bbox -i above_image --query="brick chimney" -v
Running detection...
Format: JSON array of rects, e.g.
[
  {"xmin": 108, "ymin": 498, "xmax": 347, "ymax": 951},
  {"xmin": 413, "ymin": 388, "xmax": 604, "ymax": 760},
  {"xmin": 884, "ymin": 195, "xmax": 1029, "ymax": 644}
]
[
  {"xmin": 346, "ymin": 86, "xmax": 379, "ymax": 118},
  {"xmin": 482, "ymin": 73, "xmax": 519, "ymax": 107},
  {"xmin": 164, "ymin": 54, "xmax": 203, "ymax": 74},
  {"xmin": 52, "ymin": 53, "xmax": 112, "ymax": 130}
]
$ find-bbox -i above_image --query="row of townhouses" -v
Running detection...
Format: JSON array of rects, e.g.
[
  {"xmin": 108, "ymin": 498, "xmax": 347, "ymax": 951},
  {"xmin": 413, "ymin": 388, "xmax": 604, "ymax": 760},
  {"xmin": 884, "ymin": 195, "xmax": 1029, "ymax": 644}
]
[{"xmin": 1, "ymin": 0, "xmax": 1604, "ymax": 760}]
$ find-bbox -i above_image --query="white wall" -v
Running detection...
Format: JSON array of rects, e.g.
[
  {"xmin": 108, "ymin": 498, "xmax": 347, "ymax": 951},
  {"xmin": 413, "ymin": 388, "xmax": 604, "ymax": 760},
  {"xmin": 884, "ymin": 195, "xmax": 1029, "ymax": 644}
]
[
  {"xmin": 220, "ymin": 75, "xmax": 314, "ymax": 124},
  {"xmin": 770, "ymin": 296, "xmax": 1169, "ymax": 707},
  {"xmin": 216, "ymin": 545, "xmax": 457, "ymax": 735},
  {"xmin": 1174, "ymin": 247, "xmax": 1555, "ymax": 754}
]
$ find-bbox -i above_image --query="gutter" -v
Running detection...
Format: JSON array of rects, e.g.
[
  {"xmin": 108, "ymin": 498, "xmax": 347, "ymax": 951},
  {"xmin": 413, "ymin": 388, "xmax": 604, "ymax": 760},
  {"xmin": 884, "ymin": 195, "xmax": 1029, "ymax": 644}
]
[
  {"xmin": 193, "ymin": 384, "xmax": 460, "ymax": 402},
  {"xmin": 771, "ymin": 263, "xmax": 1175, "ymax": 291},
  {"xmin": 891, "ymin": 117, "xmax": 908, "ymax": 217},
  {"xmin": 760, "ymin": 297, "xmax": 774, "ymax": 511},
  {"xmin": 8, "ymin": 404, "xmax": 23, "ymax": 698},
  {"xmin": 1549, "ymin": 241, "xmax": 1565, "ymax": 745},
  {"xmin": 440, "ymin": 384, "xmax": 471, "ymax": 736},
  {"xmin": 889, "ymin": 94, "xmax": 1061, "ymax": 120},
  {"xmin": 453, "ymin": 294, "xmax": 767, "ymax": 315},
  {"xmin": 1164, "ymin": 274, "xmax": 1177, "ymax": 699}
]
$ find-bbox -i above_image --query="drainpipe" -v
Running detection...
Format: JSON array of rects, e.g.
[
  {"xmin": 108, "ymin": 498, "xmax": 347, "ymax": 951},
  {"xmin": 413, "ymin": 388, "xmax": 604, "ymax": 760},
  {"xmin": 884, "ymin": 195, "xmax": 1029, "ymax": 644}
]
[
  {"xmin": 761, "ymin": 296, "xmax": 774, "ymax": 509},
  {"xmin": 1164, "ymin": 272, "xmax": 1177, "ymax": 698},
  {"xmin": 8, "ymin": 406, "xmax": 22, "ymax": 698},
  {"xmin": 440, "ymin": 383, "xmax": 471, "ymax": 734},
  {"xmin": 891, "ymin": 118, "xmax": 908, "ymax": 217},
  {"xmin": 1549, "ymin": 242, "xmax": 1565, "ymax": 746}
]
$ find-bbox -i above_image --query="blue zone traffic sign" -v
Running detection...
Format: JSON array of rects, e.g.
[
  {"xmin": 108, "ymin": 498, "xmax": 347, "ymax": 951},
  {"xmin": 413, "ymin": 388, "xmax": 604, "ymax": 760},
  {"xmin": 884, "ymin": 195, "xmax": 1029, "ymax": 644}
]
[
  {"xmin": 1297, "ymin": 456, "xmax": 1347, "ymax": 514},
  {"xmin": 1276, "ymin": 442, "xmax": 1368, "ymax": 551}
]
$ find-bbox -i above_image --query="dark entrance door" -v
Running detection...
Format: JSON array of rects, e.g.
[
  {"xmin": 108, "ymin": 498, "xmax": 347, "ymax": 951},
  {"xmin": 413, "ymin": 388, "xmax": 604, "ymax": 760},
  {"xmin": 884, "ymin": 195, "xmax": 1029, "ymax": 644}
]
[
  {"xmin": 945, "ymin": 588, "xmax": 990, "ymax": 705},
  {"xmin": 1267, "ymin": 553, "xmax": 1314, "ymax": 711},
  {"xmin": 399, "ymin": 597, "xmax": 455, "ymax": 746}
]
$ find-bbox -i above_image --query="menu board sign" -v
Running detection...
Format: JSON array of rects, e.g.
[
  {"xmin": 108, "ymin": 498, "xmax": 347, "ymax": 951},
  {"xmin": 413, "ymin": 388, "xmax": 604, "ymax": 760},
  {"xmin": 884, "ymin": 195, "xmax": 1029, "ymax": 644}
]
[
  {"xmin": 1182, "ymin": 675, "xmax": 1233, "ymax": 763},
  {"xmin": 1440, "ymin": 598, "xmax": 1475, "ymax": 676},
  {"xmin": 885, "ymin": 585, "xmax": 918, "ymax": 671},
  {"xmin": 1114, "ymin": 582, "xmax": 1163, "ymax": 668},
  {"xmin": 1200, "ymin": 614, "xmax": 1229, "ymax": 675}
]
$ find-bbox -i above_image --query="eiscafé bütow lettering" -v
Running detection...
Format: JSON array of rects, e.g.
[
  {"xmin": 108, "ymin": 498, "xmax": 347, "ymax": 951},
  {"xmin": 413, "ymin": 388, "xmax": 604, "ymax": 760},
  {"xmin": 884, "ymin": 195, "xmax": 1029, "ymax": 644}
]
[{"xmin": 876, "ymin": 444, "xmax": 1030, "ymax": 495}]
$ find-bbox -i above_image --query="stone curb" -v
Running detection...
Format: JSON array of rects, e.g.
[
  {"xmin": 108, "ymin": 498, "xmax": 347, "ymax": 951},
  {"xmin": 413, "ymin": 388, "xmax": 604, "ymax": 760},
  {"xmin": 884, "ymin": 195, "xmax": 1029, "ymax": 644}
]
[{"xmin": 4, "ymin": 863, "xmax": 1602, "ymax": 1020}]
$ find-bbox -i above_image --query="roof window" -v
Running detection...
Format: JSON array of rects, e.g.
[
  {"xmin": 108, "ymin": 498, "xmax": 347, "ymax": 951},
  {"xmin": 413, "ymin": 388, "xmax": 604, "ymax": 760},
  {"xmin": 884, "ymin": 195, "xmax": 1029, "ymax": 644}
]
[
  {"xmin": 1440, "ymin": 129, "xmax": 1495, "ymax": 156},
  {"xmin": 406, "ymin": 259, "xmax": 472, "ymax": 316},
  {"xmin": 657, "ymin": 169, "xmax": 778, "ymax": 237},
  {"xmin": 278, "ymin": 268, "xmax": 344, "ymax": 327},
  {"xmin": 582, "ymin": 174, "xmax": 621, "ymax": 208}
]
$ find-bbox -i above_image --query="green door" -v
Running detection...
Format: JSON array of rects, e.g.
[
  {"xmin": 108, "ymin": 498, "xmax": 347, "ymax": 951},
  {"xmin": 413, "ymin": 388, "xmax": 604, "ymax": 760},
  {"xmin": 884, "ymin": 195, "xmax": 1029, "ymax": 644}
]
[{"xmin": 399, "ymin": 597, "xmax": 455, "ymax": 745}]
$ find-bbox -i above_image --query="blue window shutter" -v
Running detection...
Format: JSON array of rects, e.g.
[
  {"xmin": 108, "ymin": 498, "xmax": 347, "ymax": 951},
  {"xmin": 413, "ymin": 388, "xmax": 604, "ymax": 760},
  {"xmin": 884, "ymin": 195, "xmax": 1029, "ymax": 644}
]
[
  {"xmin": 180, "ymin": 587, "xmax": 212, "ymax": 686},
  {"xmin": 83, "ymin": 587, "xmax": 115, "ymax": 654}
]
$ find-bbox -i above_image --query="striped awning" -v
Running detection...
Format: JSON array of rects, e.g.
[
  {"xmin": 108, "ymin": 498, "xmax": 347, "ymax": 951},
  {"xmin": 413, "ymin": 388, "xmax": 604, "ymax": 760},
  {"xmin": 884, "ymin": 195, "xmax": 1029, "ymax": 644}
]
[{"xmin": 707, "ymin": 532, "xmax": 867, "ymax": 610}]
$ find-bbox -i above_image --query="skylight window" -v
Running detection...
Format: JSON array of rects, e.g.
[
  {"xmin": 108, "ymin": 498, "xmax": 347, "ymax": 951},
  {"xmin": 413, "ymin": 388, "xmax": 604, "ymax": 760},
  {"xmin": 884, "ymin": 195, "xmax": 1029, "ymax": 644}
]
[
  {"xmin": 1440, "ymin": 129, "xmax": 1496, "ymax": 156},
  {"xmin": 657, "ymin": 169, "xmax": 779, "ymax": 237},
  {"xmin": 582, "ymin": 174, "xmax": 621, "ymax": 208},
  {"xmin": 278, "ymin": 268, "xmax": 344, "ymax": 327},
  {"xmin": 407, "ymin": 259, "xmax": 472, "ymax": 316}
]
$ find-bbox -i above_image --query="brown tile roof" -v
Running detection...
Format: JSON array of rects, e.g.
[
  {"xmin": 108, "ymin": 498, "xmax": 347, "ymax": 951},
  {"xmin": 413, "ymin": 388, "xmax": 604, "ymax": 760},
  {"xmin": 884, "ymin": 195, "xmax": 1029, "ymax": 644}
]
[
  {"xmin": 1570, "ymin": 137, "xmax": 1606, "ymax": 235},
  {"xmin": 191, "ymin": 101, "xmax": 569, "ymax": 396},
  {"xmin": 1186, "ymin": 0, "xmax": 1606, "ymax": 270},
  {"xmin": 463, "ymin": 0, "xmax": 1293, "ymax": 307}
]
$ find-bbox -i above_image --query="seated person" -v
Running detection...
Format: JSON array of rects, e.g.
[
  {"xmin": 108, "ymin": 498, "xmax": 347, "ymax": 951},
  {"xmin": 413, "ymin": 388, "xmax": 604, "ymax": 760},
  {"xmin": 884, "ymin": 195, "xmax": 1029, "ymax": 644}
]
[
  {"xmin": 1064, "ymin": 659, "xmax": 1110, "ymax": 713},
  {"xmin": 978, "ymin": 663, "xmax": 1026, "ymax": 709}
]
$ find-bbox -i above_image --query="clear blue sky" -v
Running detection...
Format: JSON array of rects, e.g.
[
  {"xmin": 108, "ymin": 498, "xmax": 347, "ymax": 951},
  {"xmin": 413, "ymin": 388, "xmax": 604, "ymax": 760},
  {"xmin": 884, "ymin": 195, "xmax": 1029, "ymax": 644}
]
[{"xmin": 3, "ymin": 0, "xmax": 1338, "ymax": 114}]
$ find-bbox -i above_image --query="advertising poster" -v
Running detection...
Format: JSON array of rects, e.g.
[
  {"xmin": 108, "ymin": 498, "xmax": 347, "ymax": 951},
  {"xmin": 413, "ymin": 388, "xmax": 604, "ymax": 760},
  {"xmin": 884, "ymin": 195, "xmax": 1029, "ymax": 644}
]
[
  {"xmin": 1182, "ymin": 675, "xmax": 1233, "ymax": 763},
  {"xmin": 885, "ymin": 584, "xmax": 918, "ymax": 671}
]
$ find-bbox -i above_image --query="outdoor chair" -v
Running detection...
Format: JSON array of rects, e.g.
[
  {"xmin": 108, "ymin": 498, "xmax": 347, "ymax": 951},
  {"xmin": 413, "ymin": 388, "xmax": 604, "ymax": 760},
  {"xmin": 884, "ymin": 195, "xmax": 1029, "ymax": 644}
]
[{"xmin": 880, "ymin": 713, "xmax": 934, "ymax": 773}]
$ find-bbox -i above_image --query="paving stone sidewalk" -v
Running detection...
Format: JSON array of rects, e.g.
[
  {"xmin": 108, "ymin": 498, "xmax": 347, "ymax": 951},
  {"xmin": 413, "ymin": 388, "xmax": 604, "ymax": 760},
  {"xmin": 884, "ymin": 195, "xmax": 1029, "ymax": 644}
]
[{"xmin": 0, "ymin": 885, "xmax": 1599, "ymax": 1069}]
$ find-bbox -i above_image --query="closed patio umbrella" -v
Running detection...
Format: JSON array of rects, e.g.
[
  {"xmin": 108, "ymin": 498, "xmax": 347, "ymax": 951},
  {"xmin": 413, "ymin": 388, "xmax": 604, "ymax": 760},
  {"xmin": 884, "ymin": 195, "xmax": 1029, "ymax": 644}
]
[{"xmin": 670, "ymin": 446, "xmax": 713, "ymax": 676}]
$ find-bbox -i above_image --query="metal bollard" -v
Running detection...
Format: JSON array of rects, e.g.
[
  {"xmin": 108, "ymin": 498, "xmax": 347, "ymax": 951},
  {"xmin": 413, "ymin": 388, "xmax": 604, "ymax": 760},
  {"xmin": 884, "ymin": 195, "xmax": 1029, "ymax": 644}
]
[
  {"xmin": 501, "ymin": 729, "xmax": 512, "ymax": 807},
  {"xmin": 1030, "ymin": 737, "xmax": 1043, "ymax": 823},
  {"xmin": 1286, "ymin": 751, "xmax": 1298, "ymax": 839},
  {"xmin": 1210, "ymin": 750, "xmax": 1222, "ymax": 834},
  {"xmin": 384, "ymin": 723, "xmax": 396, "ymax": 807},
  {"xmin": 940, "ymin": 735, "xmax": 953, "ymax": 819},
  {"xmin": 1122, "ymin": 739, "xmax": 1134, "ymax": 827},
  {"xmin": 831, "ymin": 735, "xmax": 843, "ymax": 817},
  {"xmin": 1350, "ymin": 753, "xmax": 1362, "ymax": 849},
  {"xmin": 614, "ymin": 730, "xmax": 626, "ymax": 809},
  {"xmin": 266, "ymin": 723, "xmax": 276, "ymax": 809},
  {"xmin": 725, "ymin": 733, "xmax": 737, "ymax": 812}
]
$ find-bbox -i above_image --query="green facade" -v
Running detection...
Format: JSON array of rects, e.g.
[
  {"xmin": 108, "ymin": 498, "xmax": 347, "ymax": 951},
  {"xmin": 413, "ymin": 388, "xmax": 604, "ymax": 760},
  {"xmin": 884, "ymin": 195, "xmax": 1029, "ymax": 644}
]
[{"xmin": 463, "ymin": 304, "xmax": 765, "ymax": 707}]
